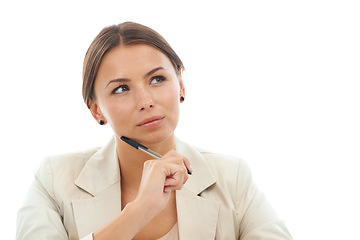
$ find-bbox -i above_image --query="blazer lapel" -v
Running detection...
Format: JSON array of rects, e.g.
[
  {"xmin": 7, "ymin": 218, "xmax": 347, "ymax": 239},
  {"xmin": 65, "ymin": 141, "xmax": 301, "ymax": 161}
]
[
  {"xmin": 71, "ymin": 137, "xmax": 220, "ymax": 239},
  {"xmin": 72, "ymin": 184, "xmax": 121, "ymax": 238},
  {"xmin": 176, "ymin": 189, "xmax": 219, "ymax": 240},
  {"xmin": 175, "ymin": 138, "xmax": 220, "ymax": 240},
  {"xmin": 72, "ymin": 137, "xmax": 122, "ymax": 238}
]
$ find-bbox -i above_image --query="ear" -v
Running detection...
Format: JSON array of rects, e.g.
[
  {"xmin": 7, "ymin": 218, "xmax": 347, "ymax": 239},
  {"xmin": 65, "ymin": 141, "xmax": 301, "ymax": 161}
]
[
  {"xmin": 179, "ymin": 79, "xmax": 185, "ymax": 100},
  {"xmin": 88, "ymin": 98, "xmax": 107, "ymax": 125},
  {"xmin": 177, "ymin": 68, "xmax": 186, "ymax": 99}
]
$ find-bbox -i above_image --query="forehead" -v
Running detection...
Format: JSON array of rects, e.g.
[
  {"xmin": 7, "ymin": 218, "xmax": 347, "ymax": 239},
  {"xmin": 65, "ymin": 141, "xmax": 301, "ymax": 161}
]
[{"xmin": 97, "ymin": 44, "xmax": 174, "ymax": 80}]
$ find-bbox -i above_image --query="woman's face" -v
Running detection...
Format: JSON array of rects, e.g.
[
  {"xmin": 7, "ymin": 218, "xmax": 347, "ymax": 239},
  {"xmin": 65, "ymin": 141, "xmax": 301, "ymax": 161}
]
[{"xmin": 89, "ymin": 44, "xmax": 184, "ymax": 145}]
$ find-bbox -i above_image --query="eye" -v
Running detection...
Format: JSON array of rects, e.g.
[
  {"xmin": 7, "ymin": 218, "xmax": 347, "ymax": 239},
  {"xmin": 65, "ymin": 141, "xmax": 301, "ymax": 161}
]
[
  {"xmin": 150, "ymin": 76, "xmax": 166, "ymax": 84},
  {"xmin": 112, "ymin": 85, "xmax": 130, "ymax": 94}
]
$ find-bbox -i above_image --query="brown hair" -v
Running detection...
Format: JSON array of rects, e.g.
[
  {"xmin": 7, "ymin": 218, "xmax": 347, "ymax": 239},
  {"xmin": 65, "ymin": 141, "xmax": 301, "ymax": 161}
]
[{"xmin": 82, "ymin": 22, "xmax": 185, "ymax": 108}]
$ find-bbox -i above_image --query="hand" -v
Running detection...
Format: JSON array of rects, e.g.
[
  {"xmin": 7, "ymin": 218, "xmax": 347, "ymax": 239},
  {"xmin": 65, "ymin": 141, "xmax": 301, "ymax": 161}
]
[
  {"xmin": 92, "ymin": 151, "xmax": 192, "ymax": 240},
  {"xmin": 133, "ymin": 150, "xmax": 192, "ymax": 219}
]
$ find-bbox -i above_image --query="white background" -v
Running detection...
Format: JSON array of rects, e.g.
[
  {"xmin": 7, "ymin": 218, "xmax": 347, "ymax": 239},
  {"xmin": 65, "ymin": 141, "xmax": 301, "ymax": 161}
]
[{"xmin": 1, "ymin": 0, "xmax": 359, "ymax": 239}]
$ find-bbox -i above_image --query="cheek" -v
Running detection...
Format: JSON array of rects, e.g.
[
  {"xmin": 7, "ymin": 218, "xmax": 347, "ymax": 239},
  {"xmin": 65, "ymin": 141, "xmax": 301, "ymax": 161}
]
[
  {"xmin": 161, "ymin": 84, "xmax": 179, "ymax": 106},
  {"xmin": 104, "ymin": 105, "xmax": 135, "ymax": 138},
  {"xmin": 165, "ymin": 79, "xmax": 181, "ymax": 102},
  {"xmin": 162, "ymin": 87, "xmax": 181, "ymax": 120},
  {"xmin": 101, "ymin": 101, "xmax": 130, "ymax": 126}
]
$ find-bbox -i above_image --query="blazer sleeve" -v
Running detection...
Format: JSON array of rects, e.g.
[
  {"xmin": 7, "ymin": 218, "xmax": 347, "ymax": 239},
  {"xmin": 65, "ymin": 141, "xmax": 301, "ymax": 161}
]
[
  {"xmin": 16, "ymin": 158, "xmax": 92, "ymax": 240},
  {"xmin": 235, "ymin": 161, "xmax": 293, "ymax": 240}
]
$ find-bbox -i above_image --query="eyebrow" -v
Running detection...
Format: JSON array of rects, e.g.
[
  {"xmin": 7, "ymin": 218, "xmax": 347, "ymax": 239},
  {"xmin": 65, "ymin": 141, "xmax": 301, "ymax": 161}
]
[
  {"xmin": 105, "ymin": 66, "xmax": 166, "ymax": 88},
  {"xmin": 106, "ymin": 78, "xmax": 130, "ymax": 88},
  {"xmin": 144, "ymin": 66, "xmax": 165, "ymax": 78}
]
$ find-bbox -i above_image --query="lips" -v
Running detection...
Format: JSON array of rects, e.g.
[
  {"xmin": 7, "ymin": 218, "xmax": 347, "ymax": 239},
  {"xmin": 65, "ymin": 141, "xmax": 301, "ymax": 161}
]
[{"xmin": 137, "ymin": 116, "xmax": 165, "ymax": 128}]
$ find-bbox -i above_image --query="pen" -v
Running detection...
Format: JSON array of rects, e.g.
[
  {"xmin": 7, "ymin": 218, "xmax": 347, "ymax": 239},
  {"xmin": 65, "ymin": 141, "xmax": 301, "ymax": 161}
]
[{"xmin": 120, "ymin": 136, "xmax": 192, "ymax": 175}]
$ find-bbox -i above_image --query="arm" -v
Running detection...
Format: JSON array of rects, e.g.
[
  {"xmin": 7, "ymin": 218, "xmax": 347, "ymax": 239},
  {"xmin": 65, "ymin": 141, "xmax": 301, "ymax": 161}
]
[
  {"xmin": 92, "ymin": 199, "xmax": 156, "ymax": 240},
  {"xmin": 93, "ymin": 150, "xmax": 191, "ymax": 240},
  {"xmin": 16, "ymin": 151, "xmax": 191, "ymax": 240},
  {"xmin": 236, "ymin": 162, "xmax": 292, "ymax": 240},
  {"xmin": 16, "ymin": 174, "xmax": 144, "ymax": 240},
  {"xmin": 16, "ymin": 161, "xmax": 68, "ymax": 240}
]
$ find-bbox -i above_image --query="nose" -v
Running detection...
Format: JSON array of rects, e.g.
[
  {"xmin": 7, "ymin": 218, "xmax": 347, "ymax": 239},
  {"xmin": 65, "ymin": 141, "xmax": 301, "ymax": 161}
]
[{"xmin": 136, "ymin": 88, "xmax": 154, "ymax": 111}]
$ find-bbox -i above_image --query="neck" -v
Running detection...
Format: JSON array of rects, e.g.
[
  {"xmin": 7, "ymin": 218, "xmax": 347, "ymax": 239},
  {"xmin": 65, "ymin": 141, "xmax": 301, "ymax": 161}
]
[{"xmin": 116, "ymin": 134, "xmax": 176, "ymax": 189}]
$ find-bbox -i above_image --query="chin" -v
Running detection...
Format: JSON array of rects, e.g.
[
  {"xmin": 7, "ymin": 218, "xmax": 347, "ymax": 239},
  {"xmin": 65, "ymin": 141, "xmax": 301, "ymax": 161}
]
[
  {"xmin": 117, "ymin": 120, "xmax": 178, "ymax": 146},
  {"xmin": 139, "ymin": 130, "xmax": 174, "ymax": 145},
  {"xmin": 136, "ymin": 122, "xmax": 177, "ymax": 144}
]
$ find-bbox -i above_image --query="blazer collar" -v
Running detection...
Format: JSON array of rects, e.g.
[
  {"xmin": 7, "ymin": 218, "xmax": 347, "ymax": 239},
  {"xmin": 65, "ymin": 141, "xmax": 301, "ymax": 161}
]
[
  {"xmin": 74, "ymin": 136, "xmax": 120, "ymax": 196},
  {"xmin": 75, "ymin": 136, "xmax": 216, "ymax": 197},
  {"xmin": 175, "ymin": 137, "xmax": 217, "ymax": 194},
  {"xmin": 73, "ymin": 137, "xmax": 219, "ymax": 239},
  {"xmin": 175, "ymin": 138, "xmax": 219, "ymax": 239}
]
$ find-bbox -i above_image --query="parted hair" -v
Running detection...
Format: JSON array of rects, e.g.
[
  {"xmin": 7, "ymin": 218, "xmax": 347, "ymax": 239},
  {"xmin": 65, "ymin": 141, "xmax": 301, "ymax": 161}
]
[{"xmin": 82, "ymin": 22, "xmax": 184, "ymax": 108}]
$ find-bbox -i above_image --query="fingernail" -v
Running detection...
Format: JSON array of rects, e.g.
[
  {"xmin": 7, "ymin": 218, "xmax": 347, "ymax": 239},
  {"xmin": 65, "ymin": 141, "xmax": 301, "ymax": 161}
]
[{"xmin": 187, "ymin": 165, "xmax": 193, "ymax": 175}]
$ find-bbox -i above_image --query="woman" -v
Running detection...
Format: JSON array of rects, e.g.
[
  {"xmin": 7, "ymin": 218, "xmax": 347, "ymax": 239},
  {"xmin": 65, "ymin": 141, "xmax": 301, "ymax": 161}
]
[{"xmin": 16, "ymin": 22, "xmax": 292, "ymax": 240}]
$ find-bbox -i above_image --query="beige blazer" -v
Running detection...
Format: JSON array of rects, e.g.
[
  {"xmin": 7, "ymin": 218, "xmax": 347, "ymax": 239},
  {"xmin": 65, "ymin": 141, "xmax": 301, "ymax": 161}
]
[{"xmin": 16, "ymin": 137, "xmax": 292, "ymax": 240}]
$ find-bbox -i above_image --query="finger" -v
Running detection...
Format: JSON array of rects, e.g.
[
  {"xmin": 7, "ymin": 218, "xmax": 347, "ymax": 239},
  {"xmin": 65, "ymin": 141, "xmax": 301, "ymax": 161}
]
[
  {"xmin": 163, "ymin": 186, "xmax": 173, "ymax": 193},
  {"xmin": 164, "ymin": 182, "xmax": 184, "ymax": 191},
  {"xmin": 161, "ymin": 152, "xmax": 193, "ymax": 175},
  {"xmin": 182, "ymin": 156, "xmax": 193, "ymax": 174},
  {"xmin": 162, "ymin": 149, "xmax": 178, "ymax": 157},
  {"xmin": 164, "ymin": 175, "xmax": 187, "ymax": 188},
  {"xmin": 162, "ymin": 161, "xmax": 186, "ymax": 177},
  {"xmin": 164, "ymin": 166, "xmax": 188, "ymax": 187}
]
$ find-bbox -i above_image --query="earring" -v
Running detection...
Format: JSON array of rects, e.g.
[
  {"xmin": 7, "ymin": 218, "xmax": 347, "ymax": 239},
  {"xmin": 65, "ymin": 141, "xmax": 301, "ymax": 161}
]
[
  {"xmin": 180, "ymin": 96, "xmax": 185, "ymax": 102},
  {"xmin": 99, "ymin": 120, "xmax": 105, "ymax": 125}
]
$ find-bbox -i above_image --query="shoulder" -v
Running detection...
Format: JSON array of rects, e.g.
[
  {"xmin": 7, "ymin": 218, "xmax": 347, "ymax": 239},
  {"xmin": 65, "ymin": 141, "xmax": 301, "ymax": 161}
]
[
  {"xmin": 36, "ymin": 146, "xmax": 101, "ymax": 178},
  {"xmin": 34, "ymin": 146, "xmax": 101, "ymax": 195},
  {"xmin": 176, "ymin": 137, "xmax": 253, "ymax": 189},
  {"xmin": 36, "ymin": 137, "xmax": 117, "ymax": 177},
  {"xmin": 200, "ymin": 148, "xmax": 249, "ymax": 171},
  {"xmin": 179, "ymin": 141, "xmax": 257, "ymax": 214},
  {"xmin": 197, "ymin": 148, "xmax": 253, "ymax": 190},
  {"xmin": 189, "ymin": 143, "xmax": 252, "ymax": 180}
]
